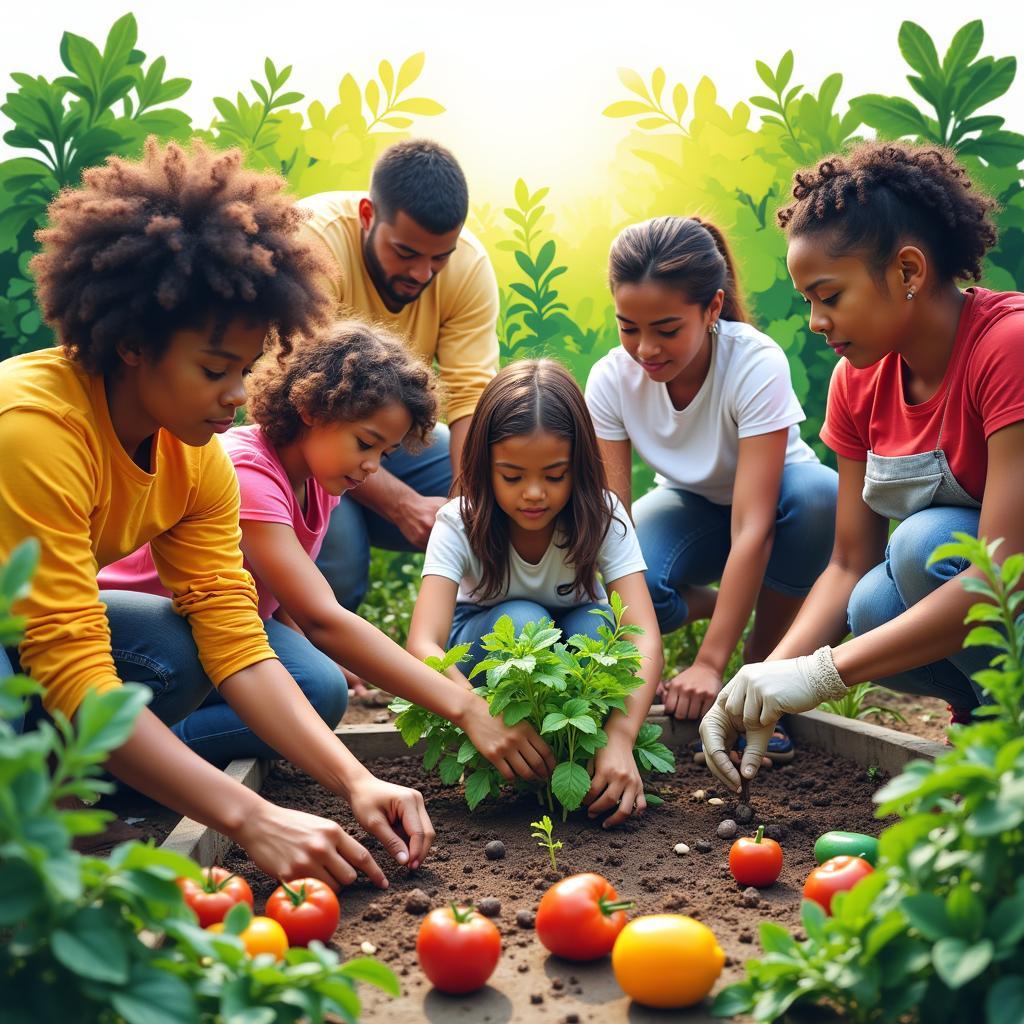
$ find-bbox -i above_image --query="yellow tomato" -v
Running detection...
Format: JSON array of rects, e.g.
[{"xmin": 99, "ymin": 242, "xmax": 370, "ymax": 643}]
[
  {"xmin": 206, "ymin": 916, "xmax": 289, "ymax": 960},
  {"xmin": 611, "ymin": 914, "xmax": 725, "ymax": 1008}
]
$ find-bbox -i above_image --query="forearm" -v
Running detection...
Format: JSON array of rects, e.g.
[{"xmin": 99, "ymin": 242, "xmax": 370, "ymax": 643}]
[
  {"xmin": 696, "ymin": 531, "xmax": 773, "ymax": 673},
  {"xmin": 830, "ymin": 568, "xmax": 982, "ymax": 685},
  {"xmin": 103, "ymin": 705, "xmax": 262, "ymax": 837},
  {"xmin": 769, "ymin": 561, "xmax": 862, "ymax": 660},
  {"xmin": 218, "ymin": 660, "xmax": 373, "ymax": 798},
  {"xmin": 308, "ymin": 609, "xmax": 479, "ymax": 719}
]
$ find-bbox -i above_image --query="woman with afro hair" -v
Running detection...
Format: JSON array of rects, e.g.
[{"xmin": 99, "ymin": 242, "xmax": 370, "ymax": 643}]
[
  {"xmin": 0, "ymin": 138, "xmax": 434, "ymax": 886},
  {"xmin": 700, "ymin": 140, "xmax": 1024, "ymax": 793}
]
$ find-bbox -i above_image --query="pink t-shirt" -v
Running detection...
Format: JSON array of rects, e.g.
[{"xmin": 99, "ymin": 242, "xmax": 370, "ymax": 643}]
[{"xmin": 99, "ymin": 425, "xmax": 339, "ymax": 619}]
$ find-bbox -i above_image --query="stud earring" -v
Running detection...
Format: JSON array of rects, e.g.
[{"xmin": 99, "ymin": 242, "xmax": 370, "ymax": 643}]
[
  {"xmin": 709, "ymin": 320, "xmax": 720, "ymax": 336},
  {"xmin": 906, "ymin": 287, "xmax": 916, "ymax": 300}
]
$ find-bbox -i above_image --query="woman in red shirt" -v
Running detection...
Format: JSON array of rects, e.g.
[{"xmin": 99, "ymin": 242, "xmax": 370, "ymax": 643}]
[{"xmin": 700, "ymin": 140, "xmax": 1024, "ymax": 791}]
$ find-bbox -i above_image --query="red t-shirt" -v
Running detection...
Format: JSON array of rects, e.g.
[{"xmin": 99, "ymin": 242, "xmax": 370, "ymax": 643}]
[{"xmin": 820, "ymin": 288, "xmax": 1024, "ymax": 502}]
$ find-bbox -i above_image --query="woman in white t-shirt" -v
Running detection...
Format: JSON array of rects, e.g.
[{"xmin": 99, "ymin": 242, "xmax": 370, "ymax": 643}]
[
  {"xmin": 586, "ymin": 216, "xmax": 838, "ymax": 758},
  {"xmin": 408, "ymin": 359, "xmax": 663, "ymax": 826}
]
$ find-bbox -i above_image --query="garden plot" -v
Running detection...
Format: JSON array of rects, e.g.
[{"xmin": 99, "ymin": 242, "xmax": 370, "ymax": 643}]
[{"xmin": 163, "ymin": 713, "xmax": 942, "ymax": 1022}]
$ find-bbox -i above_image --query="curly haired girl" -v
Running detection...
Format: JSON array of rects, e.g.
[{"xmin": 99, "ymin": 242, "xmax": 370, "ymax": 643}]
[
  {"xmin": 0, "ymin": 138, "xmax": 433, "ymax": 886},
  {"xmin": 103, "ymin": 319, "xmax": 556, "ymax": 784},
  {"xmin": 700, "ymin": 140, "xmax": 1024, "ymax": 793}
]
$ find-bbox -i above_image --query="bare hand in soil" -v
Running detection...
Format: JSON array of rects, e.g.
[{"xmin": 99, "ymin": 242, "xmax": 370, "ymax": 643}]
[
  {"xmin": 585, "ymin": 733, "xmax": 647, "ymax": 827},
  {"xmin": 461, "ymin": 701, "xmax": 555, "ymax": 782},
  {"xmin": 347, "ymin": 776, "xmax": 436, "ymax": 872},
  {"xmin": 233, "ymin": 801, "xmax": 389, "ymax": 890},
  {"xmin": 661, "ymin": 664, "xmax": 722, "ymax": 720}
]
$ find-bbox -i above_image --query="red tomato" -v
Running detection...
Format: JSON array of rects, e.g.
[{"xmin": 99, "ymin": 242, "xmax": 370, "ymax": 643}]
[
  {"xmin": 729, "ymin": 826, "xmax": 784, "ymax": 888},
  {"xmin": 417, "ymin": 903, "xmax": 501, "ymax": 994},
  {"xmin": 265, "ymin": 878, "xmax": 340, "ymax": 947},
  {"xmin": 803, "ymin": 855, "xmax": 875, "ymax": 915},
  {"xmin": 177, "ymin": 866, "xmax": 254, "ymax": 928},
  {"xmin": 535, "ymin": 873, "xmax": 633, "ymax": 961}
]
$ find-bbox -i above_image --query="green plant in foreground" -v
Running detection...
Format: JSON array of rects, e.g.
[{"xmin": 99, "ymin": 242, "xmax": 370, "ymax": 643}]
[
  {"xmin": 820, "ymin": 681, "xmax": 908, "ymax": 726},
  {"xmin": 712, "ymin": 533, "xmax": 1024, "ymax": 1024},
  {"xmin": 390, "ymin": 591, "xmax": 675, "ymax": 818},
  {"xmin": 0, "ymin": 539, "xmax": 397, "ymax": 1023},
  {"xmin": 531, "ymin": 814, "xmax": 563, "ymax": 873}
]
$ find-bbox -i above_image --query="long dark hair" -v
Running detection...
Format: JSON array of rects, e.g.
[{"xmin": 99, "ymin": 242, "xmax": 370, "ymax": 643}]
[
  {"xmin": 455, "ymin": 359, "xmax": 616, "ymax": 603},
  {"xmin": 608, "ymin": 215, "xmax": 750, "ymax": 323}
]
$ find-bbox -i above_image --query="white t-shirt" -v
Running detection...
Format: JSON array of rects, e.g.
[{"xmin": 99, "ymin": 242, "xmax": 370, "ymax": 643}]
[
  {"xmin": 423, "ymin": 493, "xmax": 647, "ymax": 608},
  {"xmin": 585, "ymin": 320, "xmax": 819, "ymax": 505}
]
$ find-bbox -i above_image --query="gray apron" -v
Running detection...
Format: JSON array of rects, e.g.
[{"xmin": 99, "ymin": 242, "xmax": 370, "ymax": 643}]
[{"xmin": 861, "ymin": 376, "xmax": 981, "ymax": 521}]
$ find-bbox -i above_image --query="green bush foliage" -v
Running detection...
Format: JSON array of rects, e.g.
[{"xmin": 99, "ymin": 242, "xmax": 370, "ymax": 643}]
[
  {"xmin": 0, "ymin": 539, "xmax": 398, "ymax": 1023},
  {"xmin": 388, "ymin": 591, "xmax": 675, "ymax": 818},
  {"xmin": 711, "ymin": 533, "xmax": 1024, "ymax": 1024},
  {"xmin": 2, "ymin": 15, "xmax": 1020, "ymax": 469}
]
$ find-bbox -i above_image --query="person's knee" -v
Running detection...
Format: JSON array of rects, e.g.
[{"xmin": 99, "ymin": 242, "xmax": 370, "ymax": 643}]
[
  {"xmin": 888, "ymin": 512, "xmax": 966, "ymax": 601},
  {"xmin": 300, "ymin": 661, "xmax": 349, "ymax": 729},
  {"xmin": 500, "ymin": 600, "xmax": 550, "ymax": 632},
  {"xmin": 777, "ymin": 468, "xmax": 838, "ymax": 550},
  {"xmin": 847, "ymin": 571, "xmax": 887, "ymax": 638}
]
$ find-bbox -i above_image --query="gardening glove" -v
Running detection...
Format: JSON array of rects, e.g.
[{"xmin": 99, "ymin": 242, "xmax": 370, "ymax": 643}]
[{"xmin": 700, "ymin": 647, "xmax": 849, "ymax": 791}]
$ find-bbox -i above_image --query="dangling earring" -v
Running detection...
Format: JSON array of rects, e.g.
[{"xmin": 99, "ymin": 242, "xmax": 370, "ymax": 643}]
[
  {"xmin": 709, "ymin": 320, "xmax": 719, "ymax": 337},
  {"xmin": 905, "ymin": 287, "xmax": 916, "ymax": 301}
]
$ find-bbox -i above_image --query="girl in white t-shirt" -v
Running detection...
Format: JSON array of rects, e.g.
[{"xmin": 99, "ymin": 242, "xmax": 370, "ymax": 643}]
[
  {"xmin": 408, "ymin": 359, "xmax": 663, "ymax": 826},
  {"xmin": 586, "ymin": 216, "xmax": 838, "ymax": 757}
]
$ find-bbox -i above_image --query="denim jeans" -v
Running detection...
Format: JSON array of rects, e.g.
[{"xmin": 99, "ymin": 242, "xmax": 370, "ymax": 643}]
[
  {"xmin": 847, "ymin": 506, "xmax": 992, "ymax": 712},
  {"xmin": 315, "ymin": 423, "xmax": 453, "ymax": 612},
  {"xmin": 633, "ymin": 460, "xmax": 839, "ymax": 633},
  {"xmin": 449, "ymin": 598, "xmax": 611, "ymax": 674},
  {"xmin": 4, "ymin": 590, "xmax": 348, "ymax": 764}
]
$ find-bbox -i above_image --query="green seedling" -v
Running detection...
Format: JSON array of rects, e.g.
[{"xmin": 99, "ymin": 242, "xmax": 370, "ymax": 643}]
[{"xmin": 531, "ymin": 815, "xmax": 563, "ymax": 873}]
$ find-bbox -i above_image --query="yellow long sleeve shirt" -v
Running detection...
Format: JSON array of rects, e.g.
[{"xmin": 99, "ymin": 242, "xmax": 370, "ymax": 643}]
[
  {"xmin": 298, "ymin": 192, "xmax": 500, "ymax": 423},
  {"xmin": 0, "ymin": 349, "xmax": 275, "ymax": 720}
]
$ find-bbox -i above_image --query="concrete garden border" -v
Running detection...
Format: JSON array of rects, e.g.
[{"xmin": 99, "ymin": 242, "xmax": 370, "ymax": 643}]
[{"xmin": 158, "ymin": 708, "xmax": 945, "ymax": 863}]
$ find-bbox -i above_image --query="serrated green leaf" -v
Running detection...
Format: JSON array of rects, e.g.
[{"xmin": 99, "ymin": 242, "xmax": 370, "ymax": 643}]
[
  {"xmin": 551, "ymin": 761, "xmax": 590, "ymax": 811},
  {"xmin": 465, "ymin": 768, "xmax": 494, "ymax": 810}
]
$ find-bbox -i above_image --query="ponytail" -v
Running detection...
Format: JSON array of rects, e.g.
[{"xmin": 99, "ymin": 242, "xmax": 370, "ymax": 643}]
[{"xmin": 608, "ymin": 215, "xmax": 751, "ymax": 324}]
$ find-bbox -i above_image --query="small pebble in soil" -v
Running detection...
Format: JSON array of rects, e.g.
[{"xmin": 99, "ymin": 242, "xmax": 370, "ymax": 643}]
[
  {"xmin": 476, "ymin": 898, "xmax": 501, "ymax": 917},
  {"xmin": 567, "ymin": 1015, "xmax": 580, "ymax": 1023},
  {"xmin": 717, "ymin": 819, "xmax": 738, "ymax": 839},
  {"xmin": 516, "ymin": 910, "xmax": 536, "ymax": 929},
  {"xmin": 404, "ymin": 889, "xmax": 431, "ymax": 915},
  {"xmin": 735, "ymin": 804, "xmax": 754, "ymax": 824},
  {"xmin": 517, "ymin": 963, "xmax": 529, "ymax": 974},
  {"xmin": 484, "ymin": 840, "xmax": 506, "ymax": 861},
  {"xmin": 707, "ymin": 797, "xmax": 725, "ymax": 806},
  {"xmin": 674, "ymin": 842, "xmax": 690, "ymax": 855},
  {"xmin": 739, "ymin": 932, "xmax": 753, "ymax": 944},
  {"xmin": 462, "ymin": 864, "xmax": 473, "ymax": 874},
  {"xmin": 691, "ymin": 789, "xmax": 706, "ymax": 801},
  {"xmin": 360, "ymin": 941, "xmax": 377, "ymax": 955},
  {"xmin": 695, "ymin": 840, "xmax": 712, "ymax": 853},
  {"xmin": 742, "ymin": 887, "xmax": 761, "ymax": 907},
  {"xmin": 763, "ymin": 824, "xmax": 786, "ymax": 841},
  {"xmin": 531, "ymin": 994, "xmax": 544, "ymax": 1005},
  {"xmin": 552, "ymin": 978, "xmax": 565, "ymax": 990},
  {"xmin": 362, "ymin": 903, "xmax": 387, "ymax": 922}
]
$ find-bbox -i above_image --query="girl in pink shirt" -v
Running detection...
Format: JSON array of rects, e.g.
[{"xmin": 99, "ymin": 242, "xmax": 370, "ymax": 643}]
[{"xmin": 103, "ymin": 320, "xmax": 556, "ymax": 785}]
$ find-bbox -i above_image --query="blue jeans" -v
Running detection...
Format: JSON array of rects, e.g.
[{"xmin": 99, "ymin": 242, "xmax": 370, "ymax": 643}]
[
  {"xmin": 634, "ymin": 461, "xmax": 839, "ymax": 633},
  {"xmin": 315, "ymin": 423, "xmax": 453, "ymax": 612},
  {"xmin": 3, "ymin": 591, "xmax": 348, "ymax": 764},
  {"xmin": 449, "ymin": 599, "xmax": 611, "ymax": 675},
  {"xmin": 847, "ymin": 506, "xmax": 992, "ymax": 712}
]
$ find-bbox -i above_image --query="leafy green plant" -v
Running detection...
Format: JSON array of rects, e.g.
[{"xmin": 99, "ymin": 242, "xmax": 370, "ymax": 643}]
[
  {"xmin": 712, "ymin": 532, "xmax": 1024, "ymax": 1024},
  {"xmin": 390, "ymin": 592, "xmax": 675, "ymax": 818},
  {"xmin": 531, "ymin": 814, "xmax": 563, "ymax": 872},
  {"xmin": 820, "ymin": 681, "xmax": 908, "ymax": 726},
  {"xmin": 0, "ymin": 538, "xmax": 398, "ymax": 1023},
  {"xmin": 853, "ymin": 20, "xmax": 1022, "ymax": 161}
]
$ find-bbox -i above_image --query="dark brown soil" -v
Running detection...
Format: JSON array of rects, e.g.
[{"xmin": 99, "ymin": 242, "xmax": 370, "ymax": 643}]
[
  {"xmin": 867, "ymin": 687, "xmax": 952, "ymax": 746},
  {"xmin": 219, "ymin": 747, "xmax": 888, "ymax": 1020}
]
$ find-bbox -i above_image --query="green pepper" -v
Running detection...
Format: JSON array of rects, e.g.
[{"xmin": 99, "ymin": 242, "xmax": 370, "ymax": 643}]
[{"xmin": 813, "ymin": 831, "xmax": 879, "ymax": 867}]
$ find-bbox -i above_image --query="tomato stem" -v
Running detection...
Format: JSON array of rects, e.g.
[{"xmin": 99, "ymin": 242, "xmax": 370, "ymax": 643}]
[
  {"xmin": 598, "ymin": 896, "xmax": 635, "ymax": 916},
  {"xmin": 449, "ymin": 902, "xmax": 476, "ymax": 924},
  {"xmin": 279, "ymin": 879, "xmax": 308, "ymax": 906},
  {"xmin": 754, "ymin": 825, "xmax": 765, "ymax": 845},
  {"xmin": 202, "ymin": 869, "xmax": 239, "ymax": 894}
]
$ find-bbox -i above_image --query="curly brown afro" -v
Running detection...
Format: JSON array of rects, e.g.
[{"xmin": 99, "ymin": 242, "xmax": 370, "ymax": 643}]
[
  {"xmin": 777, "ymin": 140, "xmax": 999, "ymax": 284},
  {"xmin": 246, "ymin": 318, "xmax": 440, "ymax": 452},
  {"xmin": 31, "ymin": 136, "xmax": 334, "ymax": 373}
]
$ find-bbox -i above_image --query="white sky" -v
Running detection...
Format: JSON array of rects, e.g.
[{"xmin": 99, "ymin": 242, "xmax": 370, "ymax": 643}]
[{"xmin": 2, "ymin": 1, "xmax": 1022, "ymax": 203}]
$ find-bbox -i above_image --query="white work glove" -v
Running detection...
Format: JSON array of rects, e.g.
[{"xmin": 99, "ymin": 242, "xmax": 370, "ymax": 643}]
[{"xmin": 698, "ymin": 647, "xmax": 848, "ymax": 792}]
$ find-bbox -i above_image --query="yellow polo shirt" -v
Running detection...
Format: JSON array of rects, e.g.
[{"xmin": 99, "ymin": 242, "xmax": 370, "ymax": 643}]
[
  {"xmin": 0, "ymin": 348, "xmax": 275, "ymax": 720},
  {"xmin": 298, "ymin": 191, "xmax": 499, "ymax": 423}
]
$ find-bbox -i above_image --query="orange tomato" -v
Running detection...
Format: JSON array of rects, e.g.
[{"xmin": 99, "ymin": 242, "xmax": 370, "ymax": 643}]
[{"xmin": 207, "ymin": 915, "xmax": 289, "ymax": 960}]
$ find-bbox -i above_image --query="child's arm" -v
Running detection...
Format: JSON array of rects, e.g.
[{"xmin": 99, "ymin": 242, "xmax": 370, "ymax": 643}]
[
  {"xmin": 244, "ymin": 522, "xmax": 555, "ymax": 782},
  {"xmin": 596, "ymin": 438, "xmax": 634, "ymax": 517},
  {"xmin": 585, "ymin": 569, "xmax": 664, "ymax": 828},
  {"xmin": 662, "ymin": 429, "xmax": 787, "ymax": 720}
]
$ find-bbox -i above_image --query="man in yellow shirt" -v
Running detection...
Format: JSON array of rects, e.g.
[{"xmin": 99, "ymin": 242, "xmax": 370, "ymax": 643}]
[{"xmin": 299, "ymin": 140, "xmax": 499, "ymax": 610}]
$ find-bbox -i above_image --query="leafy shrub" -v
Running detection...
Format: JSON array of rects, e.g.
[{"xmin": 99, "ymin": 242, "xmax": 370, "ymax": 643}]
[
  {"xmin": 820, "ymin": 681, "xmax": 908, "ymax": 726},
  {"xmin": 0, "ymin": 539, "xmax": 398, "ymax": 1023},
  {"xmin": 389, "ymin": 592, "xmax": 675, "ymax": 817},
  {"xmin": 711, "ymin": 533, "xmax": 1024, "ymax": 1024}
]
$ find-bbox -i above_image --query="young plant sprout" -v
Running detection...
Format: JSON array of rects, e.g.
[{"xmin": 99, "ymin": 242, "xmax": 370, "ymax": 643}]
[{"xmin": 531, "ymin": 815, "xmax": 563, "ymax": 873}]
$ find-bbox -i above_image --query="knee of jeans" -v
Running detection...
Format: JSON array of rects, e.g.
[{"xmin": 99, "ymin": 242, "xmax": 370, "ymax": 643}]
[
  {"xmin": 642, "ymin": 568, "xmax": 686, "ymax": 631},
  {"xmin": 302, "ymin": 663, "xmax": 349, "ymax": 729},
  {"xmin": 888, "ymin": 514, "xmax": 965, "ymax": 598},
  {"xmin": 848, "ymin": 572, "xmax": 886, "ymax": 638},
  {"xmin": 499, "ymin": 600, "xmax": 551, "ymax": 632},
  {"xmin": 778, "ymin": 473, "xmax": 837, "ymax": 547}
]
